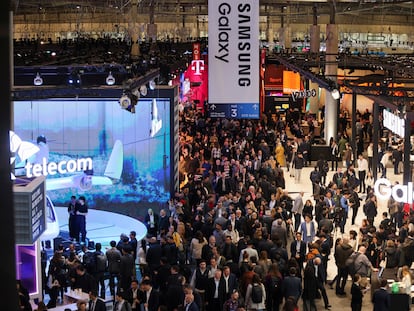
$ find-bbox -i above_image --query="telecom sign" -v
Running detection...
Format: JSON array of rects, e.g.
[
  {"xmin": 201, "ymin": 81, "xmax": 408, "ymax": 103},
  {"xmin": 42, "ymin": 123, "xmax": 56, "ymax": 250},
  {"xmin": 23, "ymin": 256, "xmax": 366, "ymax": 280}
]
[
  {"xmin": 10, "ymin": 130, "xmax": 93, "ymax": 179},
  {"xmin": 208, "ymin": 0, "xmax": 259, "ymax": 119}
]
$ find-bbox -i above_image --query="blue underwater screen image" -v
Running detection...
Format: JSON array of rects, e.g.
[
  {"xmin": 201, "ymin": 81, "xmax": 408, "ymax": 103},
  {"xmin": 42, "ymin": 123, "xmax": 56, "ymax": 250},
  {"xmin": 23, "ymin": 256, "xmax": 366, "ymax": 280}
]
[{"xmin": 13, "ymin": 98, "xmax": 171, "ymax": 220}]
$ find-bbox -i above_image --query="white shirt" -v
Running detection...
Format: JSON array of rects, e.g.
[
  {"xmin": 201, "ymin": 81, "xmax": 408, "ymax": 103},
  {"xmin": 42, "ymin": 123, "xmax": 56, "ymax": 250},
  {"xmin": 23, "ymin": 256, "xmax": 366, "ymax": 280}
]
[{"xmin": 357, "ymin": 158, "xmax": 368, "ymax": 172}]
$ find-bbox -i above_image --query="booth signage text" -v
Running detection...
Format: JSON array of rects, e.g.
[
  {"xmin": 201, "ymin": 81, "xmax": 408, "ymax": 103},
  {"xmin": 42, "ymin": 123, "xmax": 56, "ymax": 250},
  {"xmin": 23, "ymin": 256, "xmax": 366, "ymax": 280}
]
[
  {"xmin": 383, "ymin": 109, "xmax": 405, "ymax": 137},
  {"xmin": 291, "ymin": 89, "xmax": 317, "ymax": 101},
  {"xmin": 374, "ymin": 178, "xmax": 413, "ymax": 203},
  {"xmin": 25, "ymin": 157, "xmax": 93, "ymax": 178}
]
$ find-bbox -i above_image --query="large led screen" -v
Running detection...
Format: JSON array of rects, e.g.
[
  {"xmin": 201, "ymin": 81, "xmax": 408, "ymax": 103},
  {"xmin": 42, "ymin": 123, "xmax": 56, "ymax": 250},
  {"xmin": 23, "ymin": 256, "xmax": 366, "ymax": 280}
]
[{"xmin": 13, "ymin": 98, "xmax": 171, "ymax": 220}]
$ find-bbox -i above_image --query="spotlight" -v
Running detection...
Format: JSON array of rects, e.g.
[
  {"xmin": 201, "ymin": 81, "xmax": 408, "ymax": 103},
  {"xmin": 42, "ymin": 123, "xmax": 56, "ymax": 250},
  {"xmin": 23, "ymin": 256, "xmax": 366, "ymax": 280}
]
[
  {"xmin": 119, "ymin": 92, "xmax": 138, "ymax": 113},
  {"xmin": 68, "ymin": 71, "xmax": 81, "ymax": 87},
  {"xmin": 119, "ymin": 94, "xmax": 131, "ymax": 109},
  {"xmin": 149, "ymin": 80, "xmax": 156, "ymax": 90},
  {"xmin": 33, "ymin": 72, "xmax": 43, "ymax": 86},
  {"xmin": 140, "ymin": 85, "xmax": 148, "ymax": 96},
  {"xmin": 106, "ymin": 71, "xmax": 116, "ymax": 86},
  {"xmin": 331, "ymin": 89, "xmax": 340, "ymax": 100}
]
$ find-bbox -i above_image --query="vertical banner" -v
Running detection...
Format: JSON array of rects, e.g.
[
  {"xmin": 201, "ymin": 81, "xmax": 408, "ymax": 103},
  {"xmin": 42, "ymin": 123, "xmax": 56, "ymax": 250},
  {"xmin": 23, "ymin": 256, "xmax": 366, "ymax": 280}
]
[{"xmin": 208, "ymin": 0, "xmax": 259, "ymax": 119}]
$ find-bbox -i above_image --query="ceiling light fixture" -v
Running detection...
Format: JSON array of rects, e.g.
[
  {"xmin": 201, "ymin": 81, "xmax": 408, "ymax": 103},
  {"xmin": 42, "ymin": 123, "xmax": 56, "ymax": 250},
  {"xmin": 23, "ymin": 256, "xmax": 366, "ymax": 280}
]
[
  {"xmin": 331, "ymin": 89, "xmax": 340, "ymax": 100},
  {"xmin": 33, "ymin": 72, "xmax": 43, "ymax": 86},
  {"xmin": 106, "ymin": 71, "xmax": 115, "ymax": 86},
  {"xmin": 149, "ymin": 80, "xmax": 156, "ymax": 90}
]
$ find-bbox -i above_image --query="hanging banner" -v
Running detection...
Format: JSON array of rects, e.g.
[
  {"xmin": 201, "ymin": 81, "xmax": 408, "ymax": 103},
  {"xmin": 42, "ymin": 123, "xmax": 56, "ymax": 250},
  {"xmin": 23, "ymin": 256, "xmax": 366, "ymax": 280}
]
[{"xmin": 208, "ymin": 0, "xmax": 259, "ymax": 119}]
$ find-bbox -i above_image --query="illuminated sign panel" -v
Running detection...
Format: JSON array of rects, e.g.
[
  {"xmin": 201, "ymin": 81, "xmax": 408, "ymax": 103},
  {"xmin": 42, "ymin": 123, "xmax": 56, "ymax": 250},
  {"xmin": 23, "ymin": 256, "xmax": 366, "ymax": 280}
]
[
  {"xmin": 208, "ymin": 0, "xmax": 259, "ymax": 119},
  {"xmin": 374, "ymin": 178, "xmax": 413, "ymax": 203},
  {"xmin": 283, "ymin": 71, "xmax": 301, "ymax": 94},
  {"xmin": 383, "ymin": 109, "xmax": 404, "ymax": 137}
]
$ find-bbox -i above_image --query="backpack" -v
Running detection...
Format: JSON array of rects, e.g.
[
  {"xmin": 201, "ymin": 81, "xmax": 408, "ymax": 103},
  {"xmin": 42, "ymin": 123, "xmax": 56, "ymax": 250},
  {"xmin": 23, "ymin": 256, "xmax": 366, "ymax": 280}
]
[
  {"xmin": 310, "ymin": 170, "xmax": 320, "ymax": 183},
  {"xmin": 95, "ymin": 252, "xmax": 107, "ymax": 273},
  {"xmin": 346, "ymin": 252, "xmax": 361, "ymax": 276},
  {"xmin": 83, "ymin": 251, "xmax": 96, "ymax": 273},
  {"xmin": 322, "ymin": 161, "xmax": 329, "ymax": 174},
  {"xmin": 269, "ymin": 276, "xmax": 281, "ymax": 297},
  {"xmin": 251, "ymin": 283, "xmax": 263, "ymax": 303}
]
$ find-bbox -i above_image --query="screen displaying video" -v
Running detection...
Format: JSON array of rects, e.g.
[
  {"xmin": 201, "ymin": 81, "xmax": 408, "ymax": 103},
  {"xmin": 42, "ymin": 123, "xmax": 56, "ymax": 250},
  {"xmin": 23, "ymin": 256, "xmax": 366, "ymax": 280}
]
[{"xmin": 13, "ymin": 98, "xmax": 171, "ymax": 219}]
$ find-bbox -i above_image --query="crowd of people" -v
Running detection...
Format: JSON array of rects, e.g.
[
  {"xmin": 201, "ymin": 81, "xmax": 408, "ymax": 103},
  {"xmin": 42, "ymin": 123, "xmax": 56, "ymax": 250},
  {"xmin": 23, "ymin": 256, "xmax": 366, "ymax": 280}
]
[{"xmin": 33, "ymin": 103, "xmax": 414, "ymax": 311}]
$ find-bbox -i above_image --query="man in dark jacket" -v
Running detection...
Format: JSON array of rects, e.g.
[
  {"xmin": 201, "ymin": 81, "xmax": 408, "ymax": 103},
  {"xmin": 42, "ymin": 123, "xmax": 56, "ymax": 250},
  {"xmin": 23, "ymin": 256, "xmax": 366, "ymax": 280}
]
[
  {"xmin": 281, "ymin": 267, "xmax": 302, "ymax": 304},
  {"xmin": 372, "ymin": 279, "xmax": 390, "ymax": 311},
  {"xmin": 334, "ymin": 237, "xmax": 354, "ymax": 295},
  {"xmin": 290, "ymin": 232, "xmax": 306, "ymax": 275},
  {"xmin": 106, "ymin": 240, "xmax": 121, "ymax": 297},
  {"xmin": 363, "ymin": 195, "xmax": 378, "ymax": 226}
]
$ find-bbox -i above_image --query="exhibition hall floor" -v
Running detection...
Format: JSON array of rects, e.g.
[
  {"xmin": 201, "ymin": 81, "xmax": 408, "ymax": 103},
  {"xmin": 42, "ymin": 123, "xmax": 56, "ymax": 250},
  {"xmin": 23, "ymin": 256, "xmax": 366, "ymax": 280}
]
[
  {"xmin": 289, "ymin": 164, "xmax": 405, "ymax": 310},
  {"xmin": 43, "ymin": 164, "xmax": 407, "ymax": 310}
]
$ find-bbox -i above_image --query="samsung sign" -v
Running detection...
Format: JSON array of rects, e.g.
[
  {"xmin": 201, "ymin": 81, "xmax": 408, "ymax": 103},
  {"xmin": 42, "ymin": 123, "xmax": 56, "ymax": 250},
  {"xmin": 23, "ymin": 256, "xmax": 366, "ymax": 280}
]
[
  {"xmin": 208, "ymin": 0, "xmax": 259, "ymax": 119},
  {"xmin": 383, "ymin": 109, "xmax": 404, "ymax": 137},
  {"xmin": 374, "ymin": 178, "xmax": 414, "ymax": 203}
]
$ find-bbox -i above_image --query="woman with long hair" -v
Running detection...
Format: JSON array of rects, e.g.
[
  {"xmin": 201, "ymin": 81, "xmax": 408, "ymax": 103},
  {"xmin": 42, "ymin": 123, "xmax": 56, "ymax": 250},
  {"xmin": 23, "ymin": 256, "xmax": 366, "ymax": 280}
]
[
  {"xmin": 190, "ymin": 230, "xmax": 208, "ymax": 265},
  {"xmin": 245, "ymin": 273, "xmax": 266, "ymax": 311},
  {"xmin": 302, "ymin": 264, "xmax": 318, "ymax": 311},
  {"xmin": 264, "ymin": 263, "xmax": 283, "ymax": 311}
]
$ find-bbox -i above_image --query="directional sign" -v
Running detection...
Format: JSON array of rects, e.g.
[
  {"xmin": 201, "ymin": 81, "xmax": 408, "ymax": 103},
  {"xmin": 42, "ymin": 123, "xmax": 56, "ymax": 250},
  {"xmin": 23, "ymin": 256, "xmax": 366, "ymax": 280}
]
[{"xmin": 208, "ymin": 103, "xmax": 259, "ymax": 119}]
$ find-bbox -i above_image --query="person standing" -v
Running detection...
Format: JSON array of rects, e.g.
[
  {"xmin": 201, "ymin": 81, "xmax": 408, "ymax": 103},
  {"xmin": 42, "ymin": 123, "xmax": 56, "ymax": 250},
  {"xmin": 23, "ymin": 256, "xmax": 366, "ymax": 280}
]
[
  {"xmin": 380, "ymin": 150, "xmax": 392, "ymax": 178},
  {"xmin": 299, "ymin": 215, "xmax": 316, "ymax": 246},
  {"xmin": 205, "ymin": 269, "xmax": 226, "ymax": 311},
  {"xmin": 106, "ymin": 240, "xmax": 122, "ymax": 297},
  {"xmin": 309, "ymin": 257, "xmax": 331, "ymax": 310},
  {"xmin": 302, "ymin": 264, "xmax": 318, "ymax": 311},
  {"xmin": 88, "ymin": 290, "xmax": 106, "ymax": 311},
  {"xmin": 245, "ymin": 274, "xmax": 266, "ymax": 311},
  {"xmin": 292, "ymin": 192, "xmax": 304, "ymax": 232},
  {"xmin": 68, "ymin": 195, "xmax": 77, "ymax": 241},
  {"xmin": 392, "ymin": 145, "xmax": 403, "ymax": 175},
  {"xmin": 92, "ymin": 243, "xmax": 107, "ymax": 299},
  {"xmin": 75, "ymin": 196, "xmax": 88, "ymax": 243},
  {"xmin": 367, "ymin": 142, "xmax": 374, "ymax": 172},
  {"xmin": 290, "ymin": 232, "xmax": 306, "ymax": 275},
  {"xmin": 145, "ymin": 208, "xmax": 159, "ymax": 238},
  {"xmin": 363, "ymin": 195, "xmax": 378, "ymax": 227},
  {"xmin": 350, "ymin": 274, "xmax": 364, "ymax": 311},
  {"xmin": 281, "ymin": 267, "xmax": 302, "ymax": 305},
  {"xmin": 357, "ymin": 154, "xmax": 368, "ymax": 193},
  {"xmin": 372, "ymin": 279, "xmax": 390, "ymax": 311},
  {"xmin": 119, "ymin": 247, "xmax": 135, "ymax": 293},
  {"xmin": 141, "ymin": 279, "xmax": 160, "ymax": 311},
  {"xmin": 334, "ymin": 237, "xmax": 353, "ymax": 296},
  {"xmin": 330, "ymin": 140, "xmax": 340, "ymax": 172}
]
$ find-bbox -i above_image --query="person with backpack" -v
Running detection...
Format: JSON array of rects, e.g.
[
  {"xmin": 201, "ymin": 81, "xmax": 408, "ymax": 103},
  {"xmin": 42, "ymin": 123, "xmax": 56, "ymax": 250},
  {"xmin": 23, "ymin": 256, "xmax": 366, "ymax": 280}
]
[
  {"xmin": 348, "ymin": 245, "xmax": 377, "ymax": 289},
  {"xmin": 264, "ymin": 263, "xmax": 283, "ymax": 311},
  {"xmin": 245, "ymin": 273, "xmax": 266, "ymax": 311}
]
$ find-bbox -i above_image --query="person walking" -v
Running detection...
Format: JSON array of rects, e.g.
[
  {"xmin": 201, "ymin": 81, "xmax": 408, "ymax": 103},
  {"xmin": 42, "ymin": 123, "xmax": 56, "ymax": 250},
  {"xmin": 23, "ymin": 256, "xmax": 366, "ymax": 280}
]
[{"xmin": 292, "ymin": 152, "xmax": 305, "ymax": 184}]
